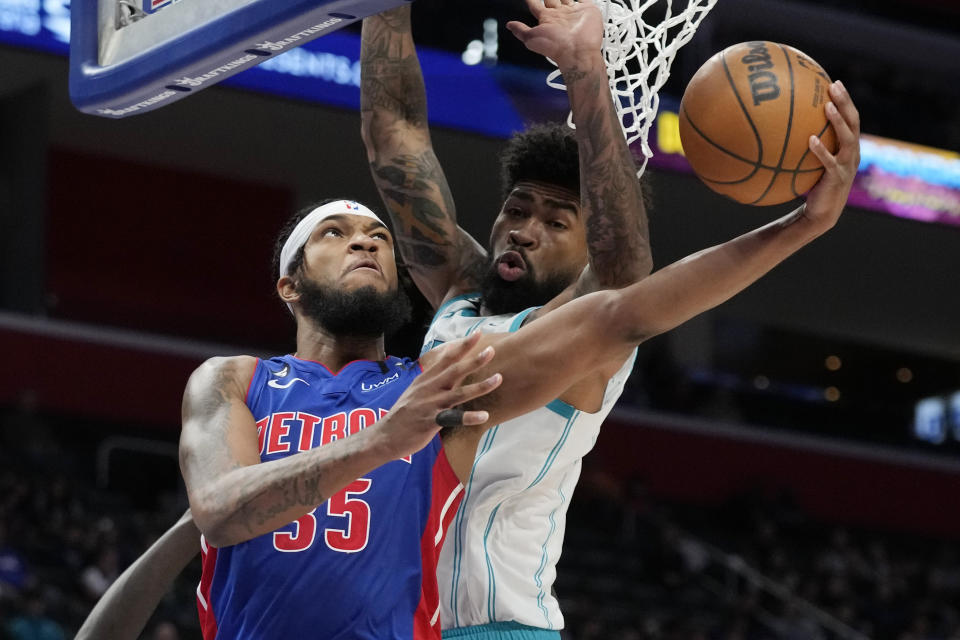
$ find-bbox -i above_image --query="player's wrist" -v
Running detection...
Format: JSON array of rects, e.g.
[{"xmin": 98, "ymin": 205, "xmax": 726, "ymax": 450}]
[
  {"xmin": 790, "ymin": 204, "xmax": 836, "ymax": 240},
  {"xmin": 363, "ymin": 414, "xmax": 406, "ymax": 463},
  {"xmin": 557, "ymin": 52, "xmax": 605, "ymax": 78}
]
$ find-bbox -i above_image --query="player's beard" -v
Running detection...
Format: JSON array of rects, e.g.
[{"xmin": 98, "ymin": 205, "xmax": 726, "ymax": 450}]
[
  {"xmin": 297, "ymin": 277, "xmax": 412, "ymax": 338},
  {"xmin": 479, "ymin": 254, "xmax": 576, "ymax": 316}
]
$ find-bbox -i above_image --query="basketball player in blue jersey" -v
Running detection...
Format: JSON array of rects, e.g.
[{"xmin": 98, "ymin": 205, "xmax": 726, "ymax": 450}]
[
  {"xmin": 179, "ymin": 200, "xmax": 507, "ymax": 640},
  {"xmin": 360, "ymin": 0, "xmax": 862, "ymax": 638}
]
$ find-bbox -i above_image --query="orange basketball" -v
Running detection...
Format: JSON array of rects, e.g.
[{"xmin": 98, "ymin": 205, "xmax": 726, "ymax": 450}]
[{"xmin": 678, "ymin": 41, "xmax": 837, "ymax": 206}]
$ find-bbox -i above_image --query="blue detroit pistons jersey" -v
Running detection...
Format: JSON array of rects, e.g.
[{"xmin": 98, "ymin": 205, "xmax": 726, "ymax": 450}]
[{"xmin": 197, "ymin": 355, "xmax": 464, "ymax": 640}]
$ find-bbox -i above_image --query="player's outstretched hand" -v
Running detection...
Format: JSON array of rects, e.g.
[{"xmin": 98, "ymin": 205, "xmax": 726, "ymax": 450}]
[
  {"xmin": 802, "ymin": 80, "xmax": 861, "ymax": 231},
  {"xmin": 373, "ymin": 333, "xmax": 502, "ymax": 459},
  {"xmin": 506, "ymin": 0, "xmax": 604, "ymax": 71}
]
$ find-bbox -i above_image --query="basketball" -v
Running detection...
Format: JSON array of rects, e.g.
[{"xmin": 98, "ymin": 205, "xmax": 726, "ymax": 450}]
[{"xmin": 678, "ymin": 41, "xmax": 837, "ymax": 206}]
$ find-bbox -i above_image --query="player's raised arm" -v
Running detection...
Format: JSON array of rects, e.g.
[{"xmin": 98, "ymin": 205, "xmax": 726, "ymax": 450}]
[
  {"xmin": 450, "ymin": 80, "xmax": 859, "ymax": 427},
  {"xmin": 360, "ymin": 6, "xmax": 486, "ymax": 308},
  {"xmin": 180, "ymin": 339, "xmax": 501, "ymax": 547},
  {"xmin": 508, "ymin": 0, "xmax": 652, "ymax": 310},
  {"xmin": 74, "ymin": 510, "xmax": 199, "ymax": 640}
]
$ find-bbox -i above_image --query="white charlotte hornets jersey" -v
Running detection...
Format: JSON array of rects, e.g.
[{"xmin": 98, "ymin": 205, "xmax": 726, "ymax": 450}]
[{"xmin": 422, "ymin": 294, "xmax": 636, "ymax": 632}]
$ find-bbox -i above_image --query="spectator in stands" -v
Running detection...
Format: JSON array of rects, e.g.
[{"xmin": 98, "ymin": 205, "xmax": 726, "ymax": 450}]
[
  {"xmin": 0, "ymin": 521, "xmax": 29, "ymax": 599},
  {"xmin": 79, "ymin": 545, "xmax": 119, "ymax": 602},
  {"xmin": 5, "ymin": 589, "xmax": 65, "ymax": 640},
  {"xmin": 147, "ymin": 621, "xmax": 180, "ymax": 640}
]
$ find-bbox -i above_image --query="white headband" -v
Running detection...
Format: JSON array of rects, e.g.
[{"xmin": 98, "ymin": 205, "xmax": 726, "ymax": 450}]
[
  {"xmin": 279, "ymin": 200, "xmax": 384, "ymax": 278},
  {"xmin": 278, "ymin": 200, "xmax": 385, "ymax": 314}
]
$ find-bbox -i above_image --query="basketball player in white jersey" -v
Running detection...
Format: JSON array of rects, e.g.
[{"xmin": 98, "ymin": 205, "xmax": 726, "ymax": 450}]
[
  {"xmin": 360, "ymin": 0, "xmax": 859, "ymax": 637},
  {"xmin": 361, "ymin": 0, "xmax": 652, "ymax": 636}
]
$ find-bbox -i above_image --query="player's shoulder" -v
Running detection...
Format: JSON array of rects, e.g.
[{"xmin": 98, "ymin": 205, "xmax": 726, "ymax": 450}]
[
  {"xmin": 196, "ymin": 354, "xmax": 259, "ymax": 375},
  {"xmin": 187, "ymin": 355, "xmax": 259, "ymax": 393},
  {"xmin": 434, "ymin": 291, "xmax": 483, "ymax": 318}
]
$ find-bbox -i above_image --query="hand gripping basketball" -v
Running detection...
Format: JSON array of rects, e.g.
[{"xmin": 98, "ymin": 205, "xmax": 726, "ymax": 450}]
[
  {"xmin": 373, "ymin": 333, "xmax": 503, "ymax": 459},
  {"xmin": 801, "ymin": 80, "xmax": 861, "ymax": 231}
]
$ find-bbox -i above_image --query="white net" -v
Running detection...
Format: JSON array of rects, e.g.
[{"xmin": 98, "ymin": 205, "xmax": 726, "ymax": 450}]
[{"xmin": 547, "ymin": 0, "xmax": 719, "ymax": 176}]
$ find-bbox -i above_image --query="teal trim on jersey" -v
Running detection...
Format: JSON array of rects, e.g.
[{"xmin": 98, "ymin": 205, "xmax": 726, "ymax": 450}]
[
  {"xmin": 443, "ymin": 621, "xmax": 560, "ymax": 640},
  {"xmin": 508, "ymin": 306, "xmax": 539, "ymax": 332},
  {"xmin": 450, "ymin": 424, "xmax": 501, "ymax": 628},
  {"xmin": 482, "ymin": 504, "xmax": 503, "ymax": 622},
  {"xmin": 526, "ymin": 408, "xmax": 579, "ymax": 490},
  {"xmin": 465, "ymin": 318, "xmax": 487, "ymax": 336},
  {"xmin": 474, "ymin": 407, "xmax": 578, "ymax": 627},
  {"xmin": 431, "ymin": 293, "xmax": 481, "ymax": 327},
  {"xmin": 543, "ymin": 398, "xmax": 576, "ymax": 420},
  {"xmin": 421, "ymin": 339, "xmax": 444, "ymax": 356},
  {"xmin": 533, "ymin": 472, "xmax": 569, "ymax": 629},
  {"xmin": 542, "ymin": 347, "xmax": 639, "ymax": 419}
]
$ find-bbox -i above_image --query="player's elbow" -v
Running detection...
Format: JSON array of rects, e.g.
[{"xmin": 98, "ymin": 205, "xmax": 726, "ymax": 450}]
[
  {"xmin": 187, "ymin": 489, "xmax": 236, "ymax": 548},
  {"xmin": 359, "ymin": 114, "xmax": 407, "ymax": 165},
  {"xmin": 360, "ymin": 116, "xmax": 379, "ymax": 159}
]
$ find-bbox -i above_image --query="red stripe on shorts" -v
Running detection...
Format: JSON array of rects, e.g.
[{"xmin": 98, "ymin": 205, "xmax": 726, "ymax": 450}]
[{"xmin": 412, "ymin": 447, "xmax": 464, "ymax": 640}]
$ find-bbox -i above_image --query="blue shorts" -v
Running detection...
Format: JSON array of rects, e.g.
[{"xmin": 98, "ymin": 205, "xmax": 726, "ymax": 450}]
[{"xmin": 443, "ymin": 622, "xmax": 561, "ymax": 640}]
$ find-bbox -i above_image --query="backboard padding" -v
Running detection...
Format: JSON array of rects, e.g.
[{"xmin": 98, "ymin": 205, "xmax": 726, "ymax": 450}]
[{"xmin": 70, "ymin": 0, "xmax": 412, "ymax": 117}]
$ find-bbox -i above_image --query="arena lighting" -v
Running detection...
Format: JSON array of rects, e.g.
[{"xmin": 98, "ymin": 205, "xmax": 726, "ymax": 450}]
[
  {"xmin": 951, "ymin": 392, "xmax": 960, "ymax": 441},
  {"xmin": 462, "ymin": 40, "xmax": 483, "ymax": 65},
  {"xmin": 914, "ymin": 396, "xmax": 947, "ymax": 445},
  {"xmin": 461, "ymin": 18, "xmax": 498, "ymax": 66}
]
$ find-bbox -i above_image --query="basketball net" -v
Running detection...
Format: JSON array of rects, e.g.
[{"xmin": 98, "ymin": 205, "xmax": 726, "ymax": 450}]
[{"xmin": 546, "ymin": 0, "xmax": 718, "ymax": 176}]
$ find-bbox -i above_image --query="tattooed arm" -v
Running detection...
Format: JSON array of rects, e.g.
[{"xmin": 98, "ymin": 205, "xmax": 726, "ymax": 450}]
[
  {"xmin": 178, "ymin": 356, "xmax": 397, "ymax": 547},
  {"xmin": 179, "ymin": 340, "xmax": 501, "ymax": 546},
  {"xmin": 360, "ymin": 6, "xmax": 486, "ymax": 308},
  {"xmin": 508, "ymin": 0, "xmax": 652, "ymax": 313}
]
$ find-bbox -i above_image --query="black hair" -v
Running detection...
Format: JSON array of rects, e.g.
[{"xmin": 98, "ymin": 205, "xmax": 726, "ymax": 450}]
[{"xmin": 499, "ymin": 122, "xmax": 581, "ymax": 200}]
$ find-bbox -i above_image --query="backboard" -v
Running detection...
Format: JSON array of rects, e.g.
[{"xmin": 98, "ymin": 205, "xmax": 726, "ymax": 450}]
[{"xmin": 69, "ymin": 0, "xmax": 411, "ymax": 117}]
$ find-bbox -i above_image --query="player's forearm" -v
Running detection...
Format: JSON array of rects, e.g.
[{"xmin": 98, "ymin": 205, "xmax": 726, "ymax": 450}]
[
  {"xmin": 75, "ymin": 510, "xmax": 199, "ymax": 640},
  {"xmin": 465, "ymin": 207, "xmax": 832, "ymax": 423},
  {"xmin": 360, "ymin": 6, "xmax": 483, "ymax": 306},
  {"xmin": 611, "ymin": 205, "xmax": 831, "ymax": 342},
  {"xmin": 189, "ymin": 429, "xmax": 392, "ymax": 548},
  {"xmin": 360, "ymin": 5, "xmax": 428, "ymax": 147},
  {"xmin": 564, "ymin": 56, "xmax": 653, "ymax": 289}
]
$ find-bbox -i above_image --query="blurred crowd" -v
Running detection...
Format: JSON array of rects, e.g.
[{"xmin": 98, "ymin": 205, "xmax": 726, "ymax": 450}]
[
  {"xmin": 0, "ymin": 413, "xmax": 198, "ymax": 640},
  {"xmin": 558, "ymin": 471, "xmax": 960, "ymax": 640},
  {"xmin": 1, "ymin": 410, "xmax": 958, "ymax": 640}
]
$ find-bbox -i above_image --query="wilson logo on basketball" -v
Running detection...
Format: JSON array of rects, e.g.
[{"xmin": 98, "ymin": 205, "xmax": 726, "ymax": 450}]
[{"xmin": 741, "ymin": 42, "xmax": 781, "ymax": 106}]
